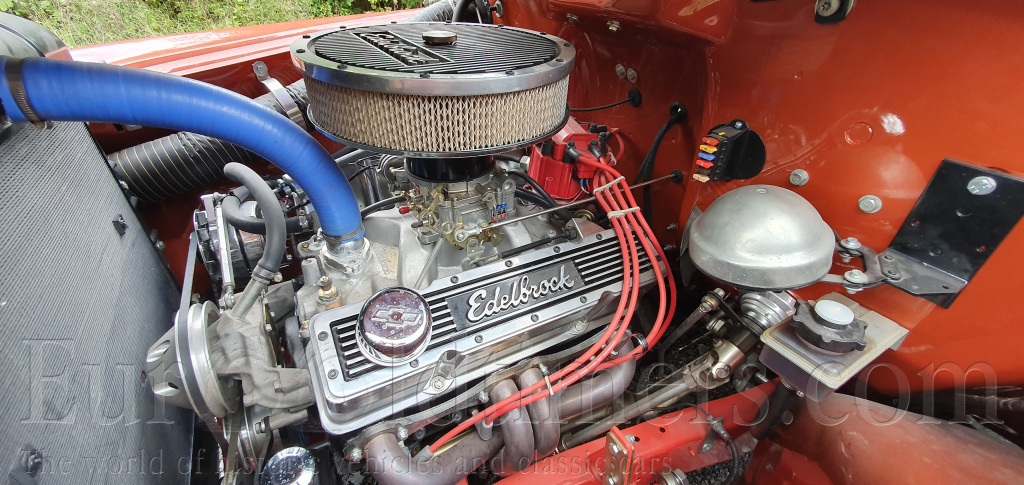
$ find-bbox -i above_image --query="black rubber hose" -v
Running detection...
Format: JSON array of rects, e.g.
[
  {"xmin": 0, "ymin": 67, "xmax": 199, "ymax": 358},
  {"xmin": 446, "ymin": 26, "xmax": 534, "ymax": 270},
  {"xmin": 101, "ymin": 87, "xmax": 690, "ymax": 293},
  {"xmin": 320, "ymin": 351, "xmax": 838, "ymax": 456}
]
[
  {"xmin": 221, "ymin": 189, "xmax": 312, "ymax": 235},
  {"xmin": 109, "ymin": 80, "xmax": 309, "ymax": 201},
  {"xmin": 507, "ymin": 171, "xmax": 557, "ymax": 207},
  {"xmin": 451, "ymin": 0, "xmax": 473, "ymax": 22},
  {"xmin": 509, "ymin": 172, "xmax": 574, "ymax": 220},
  {"xmin": 514, "ymin": 188, "xmax": 555, "ymax": 209},
  {"xmin": 223, "ymin": 163, "xmax": 286, "ymax": 274},
  {"xmin": 360, "ymin": 195, "xmax": 406, "ymax": 218}
]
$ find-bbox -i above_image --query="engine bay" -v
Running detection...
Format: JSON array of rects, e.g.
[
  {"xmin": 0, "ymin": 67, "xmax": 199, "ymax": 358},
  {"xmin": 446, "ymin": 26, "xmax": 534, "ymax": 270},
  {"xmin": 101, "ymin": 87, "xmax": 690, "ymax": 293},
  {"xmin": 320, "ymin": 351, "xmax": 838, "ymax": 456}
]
[{"xmin": 4, "ymin": 1, "xmax": 1024, "ymax": 484}]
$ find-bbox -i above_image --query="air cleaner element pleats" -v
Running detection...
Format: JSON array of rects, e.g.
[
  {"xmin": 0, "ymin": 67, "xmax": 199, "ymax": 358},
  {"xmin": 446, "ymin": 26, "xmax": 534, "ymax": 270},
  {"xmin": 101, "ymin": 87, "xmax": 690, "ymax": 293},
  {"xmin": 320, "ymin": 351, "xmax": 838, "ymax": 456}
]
[{"xmin": 291, "ymin": 23, "xmax": 575, "ymax": 157}]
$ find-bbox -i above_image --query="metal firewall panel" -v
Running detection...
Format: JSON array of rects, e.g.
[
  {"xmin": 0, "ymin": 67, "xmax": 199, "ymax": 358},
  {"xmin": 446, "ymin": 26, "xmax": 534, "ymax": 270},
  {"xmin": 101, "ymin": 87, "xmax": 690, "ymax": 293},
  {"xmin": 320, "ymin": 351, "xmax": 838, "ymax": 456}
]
[{"xmin": 0, "ymin": 122, "xmax": 192, "ymax": 484}]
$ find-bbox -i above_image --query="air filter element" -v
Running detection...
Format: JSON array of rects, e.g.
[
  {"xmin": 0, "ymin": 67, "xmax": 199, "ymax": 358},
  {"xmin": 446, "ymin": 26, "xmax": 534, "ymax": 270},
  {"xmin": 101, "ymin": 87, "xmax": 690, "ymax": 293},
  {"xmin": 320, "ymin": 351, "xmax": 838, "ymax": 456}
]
[{"xmin": 291, "ymin": 23, "xmax": 575, "ymax": 157}]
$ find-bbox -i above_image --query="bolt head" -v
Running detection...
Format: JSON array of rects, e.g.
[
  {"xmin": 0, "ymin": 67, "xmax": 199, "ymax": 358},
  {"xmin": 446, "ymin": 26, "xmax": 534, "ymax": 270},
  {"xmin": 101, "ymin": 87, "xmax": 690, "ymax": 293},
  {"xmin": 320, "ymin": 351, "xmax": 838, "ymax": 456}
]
[
  {"xmin": 843, "ymin": 268, "xmax": 867, "ymax": 283},
  {"xmin": 816, "ymin": 0, "xmax": 840, "ymax": 16},
  {"xmin": 349, "ymin": 448, "xmax": 363, "ymax": 461},
  {"xmin": 607, "ymin": 20, "xmax": 620, "ymax": 32},
  {"xmin": 967, "ymin": 176, "xmax": 997, "ymax": 195},
  {"xmin": 615, "ymin": 64, "xmax": 627, "ymax": 78},
  {"xmin": 22, "ymin": 449, "xmax": 42, "ymax": 477},
  {"xmin": 328, "ymin": 369, "xmax": 339, "ymax": 379},
  {"xmin": 396, "ymin": 426, "xmax": 409, "ymax": 440},
  {"xmin": 566, "ymin": 13, "xmax": 579, "ymax": 24},
  {"xmin": 713, "ymin": 365, "xmax": 731, "ymax": 379},
  {"xmin": 840, "ymin": 237, "xmax": 862, "ymax": 250},
  {"xmin": 625, "ymin": 68, "xmax": 638, "ymax": 83},
  {"xmin": 789, "ymin": 169, "xmax": 810, "ymax": 186},
  {"xmin": 318, "ymin": 331, "xmax": 329, "ymax": 341},
  {"xmin": 858, "ymin": 195, "xmax": 882, "ymax": 213},
  {"xmin": 432, "ymin": 378, "xmax": 445, "ymax": 390}
]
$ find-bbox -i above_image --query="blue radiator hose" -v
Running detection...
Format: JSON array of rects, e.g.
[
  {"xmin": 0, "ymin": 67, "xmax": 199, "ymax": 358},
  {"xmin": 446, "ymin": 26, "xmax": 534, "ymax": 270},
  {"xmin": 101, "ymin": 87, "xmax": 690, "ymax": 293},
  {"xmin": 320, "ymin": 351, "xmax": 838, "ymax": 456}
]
[{"xmin": 0, "ymin": 55, "xmax": 363, "ymax": 240}]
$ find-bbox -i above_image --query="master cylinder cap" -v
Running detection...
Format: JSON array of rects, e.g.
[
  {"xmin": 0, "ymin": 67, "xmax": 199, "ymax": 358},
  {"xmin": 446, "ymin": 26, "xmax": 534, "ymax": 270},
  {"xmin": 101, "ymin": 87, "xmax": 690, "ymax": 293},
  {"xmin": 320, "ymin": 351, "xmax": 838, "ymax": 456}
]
[{"xmin": 688, "ymin": 185, "xmax": 834, "ymax": 290}]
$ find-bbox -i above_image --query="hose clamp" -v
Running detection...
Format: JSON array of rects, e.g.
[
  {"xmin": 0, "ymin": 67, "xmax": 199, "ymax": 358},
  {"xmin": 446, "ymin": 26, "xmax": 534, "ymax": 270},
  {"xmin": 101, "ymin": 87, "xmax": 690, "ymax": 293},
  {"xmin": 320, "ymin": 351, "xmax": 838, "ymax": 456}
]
[
  {"xmin": 629, "ymin": 333, "xmax": 649, "ymax": 354},
  {"xmin": 5, "ymin": 58, "xmax": 50, "ymax": 129},
  {"xmin": 251, "ymin": 265, "xmax": 276, "ymax": 283},
  {"xmin": 252, "ymin": 61, "xmax": 306, "ymax": 129}
]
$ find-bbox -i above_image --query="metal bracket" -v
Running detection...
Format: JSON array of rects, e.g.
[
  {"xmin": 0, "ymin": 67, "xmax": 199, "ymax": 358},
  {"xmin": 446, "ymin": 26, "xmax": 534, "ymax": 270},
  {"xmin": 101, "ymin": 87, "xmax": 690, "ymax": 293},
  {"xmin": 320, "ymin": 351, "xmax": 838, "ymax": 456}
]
[
  {"xmin": 422, "ymin": 349, "xmax": 465, "ymax": 395},
  {"xmin": 883, "ymin": 159, "xmax": 1024, "ymax": 307},
  {"xmin": 603, "ymin": 426, "xmax": 635, "ymax": 485},
  {"xmin": 252, "ymin": 61, "xmax": 305, "ymax": 128},
  {"xmin": 699, "ymin": 417, "xmax": 724, "ymax": 453}
]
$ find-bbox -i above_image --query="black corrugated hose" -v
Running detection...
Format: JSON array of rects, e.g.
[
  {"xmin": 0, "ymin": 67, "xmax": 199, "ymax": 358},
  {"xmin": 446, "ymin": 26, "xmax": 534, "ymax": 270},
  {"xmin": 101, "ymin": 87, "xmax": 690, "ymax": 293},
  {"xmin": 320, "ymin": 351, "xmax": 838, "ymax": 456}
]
[
  {"xmin": 108, "ymin": 82, "xmax": 310, "ymax": 201},
  {"xmin": 109, "ymin": 0, "xmax": 456, "ymax": 202}
]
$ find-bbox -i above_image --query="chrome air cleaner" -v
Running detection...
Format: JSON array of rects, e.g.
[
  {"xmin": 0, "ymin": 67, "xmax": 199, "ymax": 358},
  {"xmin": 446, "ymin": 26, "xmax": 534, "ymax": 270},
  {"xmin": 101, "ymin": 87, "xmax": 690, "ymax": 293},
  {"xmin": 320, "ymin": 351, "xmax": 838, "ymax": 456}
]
[{"xmin": 291, "ymin": 22, "xmax": 575, "ymax": 157}]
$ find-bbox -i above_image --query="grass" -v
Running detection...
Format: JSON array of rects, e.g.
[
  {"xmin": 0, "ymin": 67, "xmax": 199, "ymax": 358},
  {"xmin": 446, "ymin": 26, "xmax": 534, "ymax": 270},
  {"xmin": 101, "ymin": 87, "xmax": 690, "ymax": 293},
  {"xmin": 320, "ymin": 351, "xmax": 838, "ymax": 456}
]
[{"xmin": 2, "ymin": 0, "xmax": 422, "ymax": 47}]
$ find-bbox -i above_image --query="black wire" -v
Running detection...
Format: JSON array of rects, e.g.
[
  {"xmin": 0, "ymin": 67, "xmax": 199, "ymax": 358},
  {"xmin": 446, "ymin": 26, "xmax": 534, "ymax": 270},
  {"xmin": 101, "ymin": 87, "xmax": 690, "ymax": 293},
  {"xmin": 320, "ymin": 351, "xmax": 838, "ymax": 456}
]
[
  {"xmin": 634, "ymin": 104, "xmax": 686, "ymax": 221},
  {"xmin": 724, "ymin": 438, "xmax": 741, "ymax": 485},
  {"xmin": 570, "ymin": 97, "xmax": 632, "ymax": 112},
  {"xmin": 360, "ymin": 195, "xmax": 406, "ymax": 218},
  {"xmin": 288, "ymin": 199, "xmax": 312, "ymax": 213},
  {"xmin": 347, "ymin": 165, "xmax": 375, "ymax": 182},
  {"xmin": 673, "ymin": 403, "xmax": 742, "ymax": 485},
  {"xmin": 677, "ymin": 402, "xmax": 713, "ymax": 420}
]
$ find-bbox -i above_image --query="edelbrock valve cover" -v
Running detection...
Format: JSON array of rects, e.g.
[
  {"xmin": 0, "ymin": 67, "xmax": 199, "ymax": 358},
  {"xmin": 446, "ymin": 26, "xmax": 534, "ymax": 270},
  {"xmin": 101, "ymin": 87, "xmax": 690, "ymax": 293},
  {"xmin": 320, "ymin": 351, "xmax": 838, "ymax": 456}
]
[{"xmin": 308, "ymin": 229, "xmax": 653, "ymax": 434}]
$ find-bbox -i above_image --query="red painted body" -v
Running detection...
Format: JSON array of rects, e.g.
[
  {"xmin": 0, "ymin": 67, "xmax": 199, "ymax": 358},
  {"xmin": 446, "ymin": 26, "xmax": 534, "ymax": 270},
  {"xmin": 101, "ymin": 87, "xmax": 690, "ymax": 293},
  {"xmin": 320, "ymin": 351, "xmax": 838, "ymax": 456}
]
[
  {"xmin": 501, "ymin": 383, "xmax": 776, "ymax": 484},
  {"xmin": 73, "ymin": 0, "xmax": 1024, "ymax": 481}
]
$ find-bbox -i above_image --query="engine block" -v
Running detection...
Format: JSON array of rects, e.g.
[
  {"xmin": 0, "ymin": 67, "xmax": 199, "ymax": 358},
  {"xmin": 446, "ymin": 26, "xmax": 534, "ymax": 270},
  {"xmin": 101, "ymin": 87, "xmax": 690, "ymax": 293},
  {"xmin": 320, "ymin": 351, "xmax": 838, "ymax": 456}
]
[{"xmin": 308, "ymin": 227, "xmax": 653, "ymax": 434}]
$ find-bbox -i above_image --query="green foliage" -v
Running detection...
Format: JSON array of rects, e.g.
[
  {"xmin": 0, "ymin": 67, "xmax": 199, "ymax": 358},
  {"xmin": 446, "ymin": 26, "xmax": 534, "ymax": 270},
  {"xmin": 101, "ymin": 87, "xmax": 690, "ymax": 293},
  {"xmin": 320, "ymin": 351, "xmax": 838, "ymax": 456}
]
[{"xmin": 1, "ymin": 0, "xmax": 420, "ymax": 48}]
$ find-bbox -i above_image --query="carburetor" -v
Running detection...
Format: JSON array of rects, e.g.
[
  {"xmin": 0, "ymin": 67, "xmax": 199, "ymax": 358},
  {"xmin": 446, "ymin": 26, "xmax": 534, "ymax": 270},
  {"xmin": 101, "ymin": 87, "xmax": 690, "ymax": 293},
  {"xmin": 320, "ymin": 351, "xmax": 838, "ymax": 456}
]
[{"xmin": 393, "ymin": 157, "xmax": 517, "ymax": 253}]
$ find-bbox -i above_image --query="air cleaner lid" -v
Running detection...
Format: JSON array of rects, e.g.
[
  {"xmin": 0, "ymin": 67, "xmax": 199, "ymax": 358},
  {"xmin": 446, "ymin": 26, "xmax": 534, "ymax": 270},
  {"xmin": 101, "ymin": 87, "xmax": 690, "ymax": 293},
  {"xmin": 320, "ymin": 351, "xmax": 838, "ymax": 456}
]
[{"xmin": 291, "ymin": 22, "xmax": 575, "ymax": 96}]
